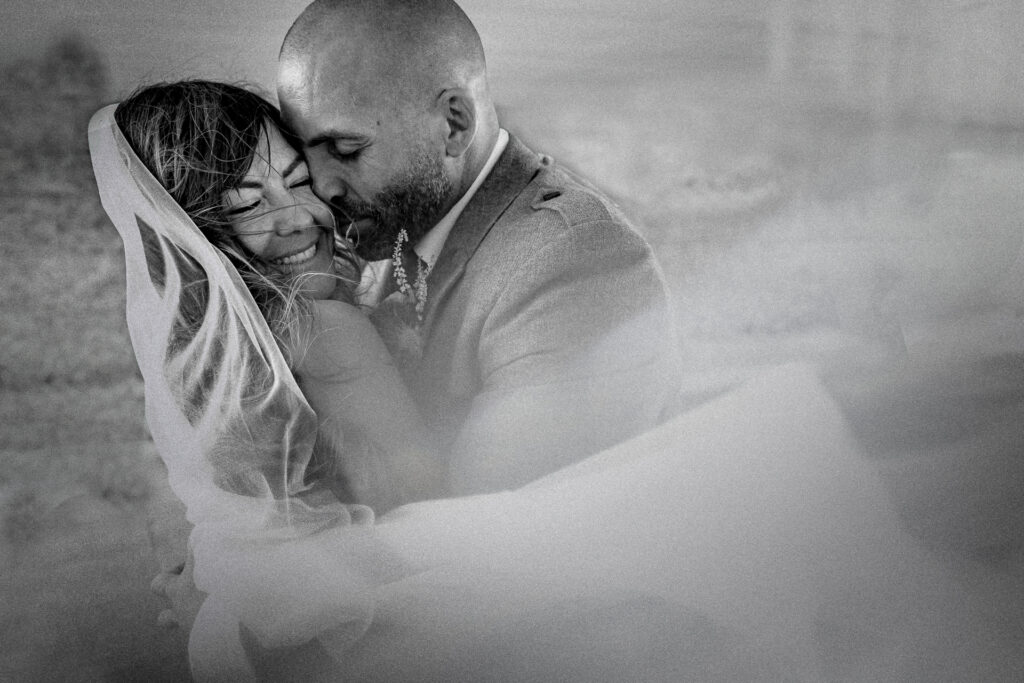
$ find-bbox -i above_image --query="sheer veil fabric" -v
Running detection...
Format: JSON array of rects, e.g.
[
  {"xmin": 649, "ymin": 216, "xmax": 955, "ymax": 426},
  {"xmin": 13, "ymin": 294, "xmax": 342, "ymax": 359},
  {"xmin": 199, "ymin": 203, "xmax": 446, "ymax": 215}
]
[
  {"xmin": 88, "ymin": 105, "xmax": 379, "ymax": 659},
  {"xmin": 90, "ymin": 105, "xmax": 995, "ymax": 682}
]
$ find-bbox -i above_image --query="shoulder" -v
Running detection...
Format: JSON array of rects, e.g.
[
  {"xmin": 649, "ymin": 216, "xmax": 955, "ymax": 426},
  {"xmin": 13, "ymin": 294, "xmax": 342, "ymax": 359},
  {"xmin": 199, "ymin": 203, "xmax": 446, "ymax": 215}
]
[
  {"xmin": 527, "ymin": 162, "xmax": 627, "ymax": 228},
  {"xmin": 293, "ymin": 300, "xmax": 391, "ymax": 379},
  {"xmin": 501, "ymin": 149, "xmax": 649, "ymax": 254},
  {"xmin": 483, "ymin": 163, "xmax": 656, "ymax": 271},
  {"xmin": 493, "ymin": 136, "xmax": 635, "ymax": 233},
  {"xmin": 307, "ymin": 299, "xmax": 373, "ymax": 337},
  {"xmin": 448, "ymin": 139, "xmax": 667, "ymax": 307}
]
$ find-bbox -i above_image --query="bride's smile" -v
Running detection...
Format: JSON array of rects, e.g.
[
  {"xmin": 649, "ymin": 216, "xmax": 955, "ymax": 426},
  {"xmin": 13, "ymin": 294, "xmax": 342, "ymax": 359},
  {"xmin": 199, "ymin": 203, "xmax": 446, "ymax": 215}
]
[
  {"xmin": 269, "ymin": 241, "xmax": 318, "ymax": 266},
  {"xmin": 265, "ymin": 229, "xmax": 328, "ymax": 268}
]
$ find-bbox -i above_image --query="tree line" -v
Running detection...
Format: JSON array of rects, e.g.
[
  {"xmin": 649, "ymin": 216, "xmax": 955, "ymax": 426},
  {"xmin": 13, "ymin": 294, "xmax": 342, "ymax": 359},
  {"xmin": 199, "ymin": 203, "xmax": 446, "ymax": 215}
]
[{"xmin": 0, "ymin": 33, "xmax": 108, "ymax": 183}]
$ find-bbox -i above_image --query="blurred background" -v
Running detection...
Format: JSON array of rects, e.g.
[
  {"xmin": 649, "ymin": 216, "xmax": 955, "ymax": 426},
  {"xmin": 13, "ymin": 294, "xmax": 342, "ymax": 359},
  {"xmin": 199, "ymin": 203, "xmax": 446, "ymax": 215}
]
[{"xmin": 2, "ymin": 1, "xmax": 1022, "ymax": 679}]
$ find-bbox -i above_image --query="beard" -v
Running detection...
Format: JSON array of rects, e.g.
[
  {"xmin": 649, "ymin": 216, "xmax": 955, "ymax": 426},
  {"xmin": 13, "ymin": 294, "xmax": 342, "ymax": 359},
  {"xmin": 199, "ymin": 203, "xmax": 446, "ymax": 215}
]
[{"xmin": 333, "ymin": 149, "xmax": 453, "ymax": 261}]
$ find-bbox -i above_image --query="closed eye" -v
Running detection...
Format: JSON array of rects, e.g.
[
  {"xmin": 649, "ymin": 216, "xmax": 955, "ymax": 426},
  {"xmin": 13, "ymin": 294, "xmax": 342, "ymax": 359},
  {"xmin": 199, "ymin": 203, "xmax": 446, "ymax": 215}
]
[
  {"xmin": 329, "ymin": 143, "xmax": 364, "ymax": 162},
  {"xmin": 288, "ymin": 177, "xmax": 312, "ymax": 189},
  {"xmin": 224, "ymin": 200, "xmax": 260, "ymax": 217}
]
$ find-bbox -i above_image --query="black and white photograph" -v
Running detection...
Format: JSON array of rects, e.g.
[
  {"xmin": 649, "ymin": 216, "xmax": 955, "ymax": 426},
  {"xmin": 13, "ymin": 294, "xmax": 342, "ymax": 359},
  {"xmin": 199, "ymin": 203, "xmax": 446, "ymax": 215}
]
[{"xmin": 2, "ymin": 1, "xmax": 1023, "ymax": 680}]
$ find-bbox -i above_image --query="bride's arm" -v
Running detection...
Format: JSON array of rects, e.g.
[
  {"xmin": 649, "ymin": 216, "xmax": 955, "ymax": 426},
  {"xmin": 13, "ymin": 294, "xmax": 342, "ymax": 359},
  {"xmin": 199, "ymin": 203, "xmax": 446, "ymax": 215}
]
[{"xmin": 293, "ymin": 300, "xmax": 444, "ymax": 511}]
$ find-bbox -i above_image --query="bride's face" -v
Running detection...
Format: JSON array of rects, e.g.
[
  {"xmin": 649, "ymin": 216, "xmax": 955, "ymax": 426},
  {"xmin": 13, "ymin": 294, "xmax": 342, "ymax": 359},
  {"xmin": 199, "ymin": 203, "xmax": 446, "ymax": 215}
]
[{"xmin": 221, "ymin": 124, "xmax": 338, "ymax": 299}]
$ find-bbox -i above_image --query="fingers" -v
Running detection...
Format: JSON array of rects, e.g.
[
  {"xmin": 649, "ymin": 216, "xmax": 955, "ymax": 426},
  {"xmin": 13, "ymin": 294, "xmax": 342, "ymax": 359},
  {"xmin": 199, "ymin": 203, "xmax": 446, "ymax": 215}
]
[
  {"xmin": 151, "ymin": 571, "xmax": 169, "ymax": 597},
  {"xmin": 157, "ymin": 608, "xmax": 179, "ymax": 629},
  {"xmin": 145, "ymin": 496, "xmax": 192, "ymax": 573},
  {"xmin": 150, "ymin": 561, "xmax": 185, "ymax": 595},
  {"xmin": 153, "ymin": 573, "xmax": 180, "ymax": 629},
  {"xmin": 150, "ymin": 555, "xmax": 205, "ymax": 633},
  {"xmin": 151, "ymin": 562, "xmax": 188, "ymax": 629}
]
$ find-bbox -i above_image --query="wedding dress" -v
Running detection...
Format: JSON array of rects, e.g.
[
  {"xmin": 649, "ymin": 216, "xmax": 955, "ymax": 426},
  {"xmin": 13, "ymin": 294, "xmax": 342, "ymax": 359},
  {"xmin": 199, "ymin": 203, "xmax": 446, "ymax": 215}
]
[{"xmin": 89, "ymin": 105, "xmax": 1003, "ymax": 682}]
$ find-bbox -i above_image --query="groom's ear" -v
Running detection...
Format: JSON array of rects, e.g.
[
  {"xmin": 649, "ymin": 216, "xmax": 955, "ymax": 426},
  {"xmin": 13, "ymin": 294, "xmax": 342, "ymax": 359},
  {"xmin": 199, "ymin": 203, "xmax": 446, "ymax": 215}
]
[{"xmin": 436, "ymin": 88, "xmax": 476, "ymax": 158}]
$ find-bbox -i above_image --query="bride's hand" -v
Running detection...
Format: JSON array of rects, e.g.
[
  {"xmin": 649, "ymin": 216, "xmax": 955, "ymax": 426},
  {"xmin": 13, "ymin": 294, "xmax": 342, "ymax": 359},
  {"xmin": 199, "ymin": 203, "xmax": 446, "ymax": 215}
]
[{"xmin": 151, "ymin": 550, "xmax": 206, "ymax": 633}]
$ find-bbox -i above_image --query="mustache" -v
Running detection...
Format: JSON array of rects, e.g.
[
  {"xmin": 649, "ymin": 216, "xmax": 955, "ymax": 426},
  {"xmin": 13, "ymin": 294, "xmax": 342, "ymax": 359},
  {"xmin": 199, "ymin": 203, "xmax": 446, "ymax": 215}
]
[
  {"xmin": 327, "ymin": 200, "xmax": 381, "ymax": 245},
  {"xmin": 326, "ymin": 196, "xmax": 372, "ymax": 224}
]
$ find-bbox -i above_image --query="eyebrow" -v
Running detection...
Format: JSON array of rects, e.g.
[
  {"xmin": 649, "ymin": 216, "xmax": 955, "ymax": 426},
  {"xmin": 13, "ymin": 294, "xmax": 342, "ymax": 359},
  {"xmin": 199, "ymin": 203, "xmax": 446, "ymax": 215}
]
[
  {"xmin": 280, "ymin": 155, "xmax": 304, "ymax": 178},
  {"xmin": 235, "ymin": 155, "xmax": 305, "ymax": 189},
  {"xmin": 306, "ymin": 130, "xmax": 367, "ymax": 149}
]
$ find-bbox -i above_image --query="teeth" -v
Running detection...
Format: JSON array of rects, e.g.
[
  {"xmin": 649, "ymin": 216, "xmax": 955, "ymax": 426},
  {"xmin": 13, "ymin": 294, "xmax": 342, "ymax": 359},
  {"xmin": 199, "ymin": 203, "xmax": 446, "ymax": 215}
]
[{"xmin": 272, "ymin": 243, "xmax": 317, "ymax": 266}]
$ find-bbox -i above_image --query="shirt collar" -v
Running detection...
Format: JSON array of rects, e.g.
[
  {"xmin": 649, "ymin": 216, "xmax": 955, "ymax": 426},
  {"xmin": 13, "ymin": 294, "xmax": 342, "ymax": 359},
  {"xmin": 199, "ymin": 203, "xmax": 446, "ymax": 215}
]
[{"xmin": 414, "ymin": 128, "xmax": 509, "ymax": 268}]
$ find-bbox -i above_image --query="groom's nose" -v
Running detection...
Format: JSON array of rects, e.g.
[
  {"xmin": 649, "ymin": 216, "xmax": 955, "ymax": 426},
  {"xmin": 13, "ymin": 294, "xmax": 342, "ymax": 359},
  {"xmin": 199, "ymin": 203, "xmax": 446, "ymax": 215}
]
[
  {"xmin": 306, "ymin": 154, "xmax": 345, "ymax": 206},
  {"xmin": 311, "ymin": 174, "xmax": 340, "ymax": 206}
]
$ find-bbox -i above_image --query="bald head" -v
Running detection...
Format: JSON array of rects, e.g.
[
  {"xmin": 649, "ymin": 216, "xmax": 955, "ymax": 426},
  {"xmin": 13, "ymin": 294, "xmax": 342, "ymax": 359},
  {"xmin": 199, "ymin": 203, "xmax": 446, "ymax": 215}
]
[
  {"xmin": 277, "ymin": 0, "xmax": 500, "ymax": 259},
  {"xmin": 281, "ymin": 0, "xmax": 489, "ymax": 108}
]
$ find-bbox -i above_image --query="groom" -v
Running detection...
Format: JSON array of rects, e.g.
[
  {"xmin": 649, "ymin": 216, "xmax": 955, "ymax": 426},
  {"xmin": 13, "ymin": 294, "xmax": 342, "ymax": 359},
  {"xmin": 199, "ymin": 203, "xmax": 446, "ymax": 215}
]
[{"xmin": 277, "ymin": 0, "xmax": 682, "ymax": 494}]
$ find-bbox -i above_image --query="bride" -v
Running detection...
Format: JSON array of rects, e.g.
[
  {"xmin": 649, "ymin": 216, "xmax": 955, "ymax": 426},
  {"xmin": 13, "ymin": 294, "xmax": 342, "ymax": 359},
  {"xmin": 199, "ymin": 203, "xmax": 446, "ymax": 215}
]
[
  {"xmin": 108, "ymin": 80, "xmax": 441, "ymax": 515},
  {"xmin": 91, "ymin": 81, "xmax": 1006, "ymax": 682}
]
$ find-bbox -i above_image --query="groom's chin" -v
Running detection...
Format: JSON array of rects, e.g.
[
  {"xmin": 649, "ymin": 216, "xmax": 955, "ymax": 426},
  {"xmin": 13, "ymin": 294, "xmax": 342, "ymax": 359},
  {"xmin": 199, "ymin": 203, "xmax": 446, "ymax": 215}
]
[
  {"xmin": 352, "ymin": 231, "xmax": 396, "ymax": 262},
  {"xmin": 338, "ymin": 218, "xmax": 387, "ymax": 260},
  {"xmin": 336, "ymin": 215, "xmax": 376, "ymax": 238}
]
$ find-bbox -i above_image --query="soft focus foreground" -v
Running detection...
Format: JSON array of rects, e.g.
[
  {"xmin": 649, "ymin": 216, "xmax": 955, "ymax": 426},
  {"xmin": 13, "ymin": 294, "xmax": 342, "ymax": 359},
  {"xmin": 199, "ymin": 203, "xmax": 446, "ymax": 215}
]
[{"xmin": 3, "ymin": 5, "xmax": 1024, "ymax": 678}]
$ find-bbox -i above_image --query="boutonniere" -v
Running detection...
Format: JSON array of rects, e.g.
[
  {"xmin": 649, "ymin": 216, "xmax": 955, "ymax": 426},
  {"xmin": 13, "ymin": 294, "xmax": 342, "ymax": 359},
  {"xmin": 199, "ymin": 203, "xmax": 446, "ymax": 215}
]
[
  {"xmin": 368, "ymin": 228, "xmax": 433, "ymax": 371},
  {"xmin": 391, "ymin": 228, "xmax": 431, "ymax": 323}
]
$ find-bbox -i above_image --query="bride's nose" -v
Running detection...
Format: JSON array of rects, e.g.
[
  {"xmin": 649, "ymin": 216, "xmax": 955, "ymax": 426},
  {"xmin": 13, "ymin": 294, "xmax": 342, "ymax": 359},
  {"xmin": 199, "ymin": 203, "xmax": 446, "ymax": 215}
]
[{"xmin": 273, "ymin": 201, "xmax": 318, "ymax": 236}]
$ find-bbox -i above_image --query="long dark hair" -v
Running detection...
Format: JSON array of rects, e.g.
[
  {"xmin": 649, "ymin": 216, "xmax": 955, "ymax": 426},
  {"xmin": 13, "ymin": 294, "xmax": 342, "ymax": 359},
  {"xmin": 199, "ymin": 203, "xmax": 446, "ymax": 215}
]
[{"xmin": 114, "ymin": 80, "xmax": 357, "ymax": 361}]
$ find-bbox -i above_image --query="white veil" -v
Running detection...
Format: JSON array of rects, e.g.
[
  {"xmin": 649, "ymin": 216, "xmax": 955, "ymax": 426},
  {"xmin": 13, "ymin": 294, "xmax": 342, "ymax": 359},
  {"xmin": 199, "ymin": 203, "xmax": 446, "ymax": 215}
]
[
  {"xmin": 88, "ymin": 104, "xmax": 380, "ymax": 658},
  {"xmin": 88, "ymin": 104, "xmax": 329, "ymax": 514}
]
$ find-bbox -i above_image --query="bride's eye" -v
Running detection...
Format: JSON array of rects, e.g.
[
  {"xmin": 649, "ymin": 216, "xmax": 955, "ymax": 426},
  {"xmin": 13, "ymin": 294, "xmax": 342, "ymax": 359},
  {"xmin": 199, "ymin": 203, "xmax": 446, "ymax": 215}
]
[
  {"xmin": 224, "ymin": 200, "xmax": 260, "ymax": 217},
  {"xmin": 289, "ymin": 177, "xmax": 312, "ymax": 189}
]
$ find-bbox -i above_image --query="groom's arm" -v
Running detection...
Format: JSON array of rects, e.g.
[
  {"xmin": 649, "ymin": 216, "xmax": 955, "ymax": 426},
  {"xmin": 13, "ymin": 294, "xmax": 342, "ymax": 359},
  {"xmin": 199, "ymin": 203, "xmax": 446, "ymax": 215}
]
[{"xmin": 445, "ymin": 216, "xmax": 681, "ymax": 494}]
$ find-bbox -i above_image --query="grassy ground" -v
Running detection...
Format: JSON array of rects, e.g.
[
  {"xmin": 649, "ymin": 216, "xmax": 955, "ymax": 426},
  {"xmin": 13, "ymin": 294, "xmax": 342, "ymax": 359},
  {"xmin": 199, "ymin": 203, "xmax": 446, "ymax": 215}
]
[
  {"xmin": 2, "ymin": 72, "xmax": 1023, "ymax": 678},
  {"xmin": 0, "ymin": 157, "xmax": 192, "ymax": 680},
  {"xmin": 1, "ymin": 163, "xmax": 151, "ymax": 536}
]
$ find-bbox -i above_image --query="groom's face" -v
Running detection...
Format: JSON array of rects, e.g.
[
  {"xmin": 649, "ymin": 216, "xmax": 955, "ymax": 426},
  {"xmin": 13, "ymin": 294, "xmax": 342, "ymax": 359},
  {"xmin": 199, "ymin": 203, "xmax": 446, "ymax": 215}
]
[
  {"xmin": 320, "ymin": 142, "xmax": 453, "ymax": 262},
  {"xmin": 279, "ymin": 71, "xmax": 455, "ymax": 261}
]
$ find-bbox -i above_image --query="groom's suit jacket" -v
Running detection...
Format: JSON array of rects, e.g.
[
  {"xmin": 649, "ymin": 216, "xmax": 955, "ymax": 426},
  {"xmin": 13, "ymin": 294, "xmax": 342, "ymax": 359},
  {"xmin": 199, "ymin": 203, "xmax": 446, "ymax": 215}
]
[{"xmin": 409, "ymin": 135, "xmax": 682, "ymax": 494}]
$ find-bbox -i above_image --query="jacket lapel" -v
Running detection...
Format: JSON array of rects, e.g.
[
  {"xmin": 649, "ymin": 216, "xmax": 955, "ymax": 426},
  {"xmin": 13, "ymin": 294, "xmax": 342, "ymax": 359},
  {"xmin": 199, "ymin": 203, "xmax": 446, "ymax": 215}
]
[{"xmin": 423, "ymin": 135, "xmax": 544, "ymax": 327}]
